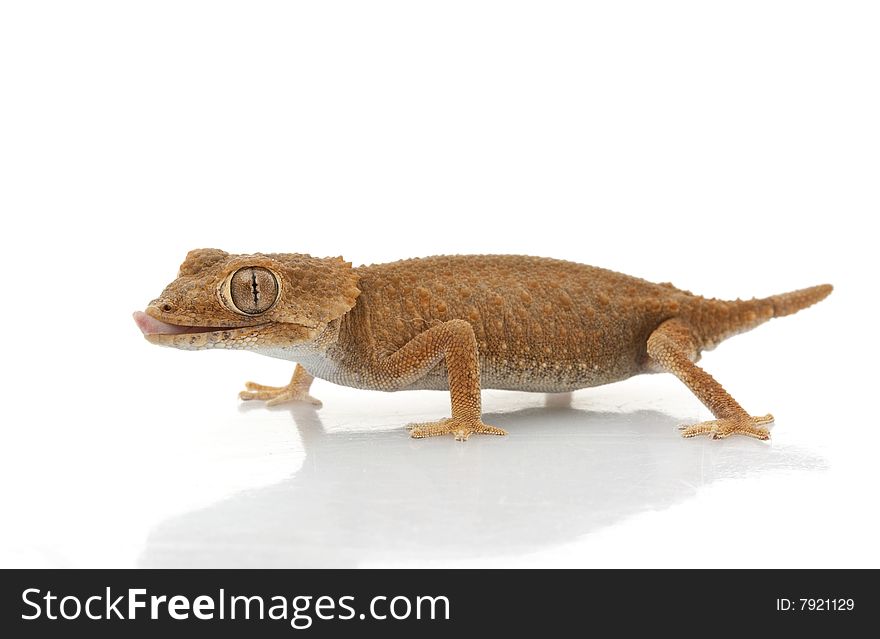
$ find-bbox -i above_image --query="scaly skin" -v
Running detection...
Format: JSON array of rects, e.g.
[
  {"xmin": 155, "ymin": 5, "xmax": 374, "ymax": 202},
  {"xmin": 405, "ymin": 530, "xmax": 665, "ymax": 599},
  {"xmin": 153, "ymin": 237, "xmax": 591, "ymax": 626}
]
[{"xmin": 134, "ymin": 250, "xmax": 832, "ymax": 441}]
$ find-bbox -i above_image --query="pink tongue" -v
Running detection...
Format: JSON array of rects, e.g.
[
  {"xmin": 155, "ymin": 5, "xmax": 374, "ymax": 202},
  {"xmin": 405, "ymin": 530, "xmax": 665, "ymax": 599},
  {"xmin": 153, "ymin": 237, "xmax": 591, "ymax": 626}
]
[{"xmin": 133, "ymin": 311, "xmax": 195, "ymax": 335}]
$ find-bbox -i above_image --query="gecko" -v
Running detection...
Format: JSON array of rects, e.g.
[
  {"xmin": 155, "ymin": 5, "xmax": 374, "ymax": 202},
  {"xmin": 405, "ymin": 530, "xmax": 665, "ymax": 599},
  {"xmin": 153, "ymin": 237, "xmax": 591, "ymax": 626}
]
[{"xmin": 133, "ymin": 250, "xmax": 831, "ymax": 441}]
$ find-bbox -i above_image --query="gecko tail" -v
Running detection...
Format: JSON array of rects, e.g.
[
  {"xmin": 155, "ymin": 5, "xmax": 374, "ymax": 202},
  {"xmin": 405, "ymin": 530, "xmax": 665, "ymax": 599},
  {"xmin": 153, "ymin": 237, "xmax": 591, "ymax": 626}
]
[
  {"xmin": 765, "ymin": 283, "xmax": 834, "ymax": 318},
  {"xmin": 692, "ymin": 283, "xmax": 832, "ymax": 348}
]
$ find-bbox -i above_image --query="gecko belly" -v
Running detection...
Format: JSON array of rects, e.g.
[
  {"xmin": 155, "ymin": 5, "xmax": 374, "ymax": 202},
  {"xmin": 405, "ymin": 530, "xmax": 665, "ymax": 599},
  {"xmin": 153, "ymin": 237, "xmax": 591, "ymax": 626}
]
[
  {"xmin": 397, "ymin": 357, "xmax": 640, "ymax": 393},
  {"xmin": 296, "ymin": 349, "xmax": 640, "ymax": 394}
]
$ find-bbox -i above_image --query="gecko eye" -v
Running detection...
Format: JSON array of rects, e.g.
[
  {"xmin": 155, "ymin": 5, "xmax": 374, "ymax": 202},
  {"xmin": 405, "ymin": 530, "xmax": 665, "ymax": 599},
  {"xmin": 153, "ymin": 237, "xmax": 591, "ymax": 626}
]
[{"xmin": 228, "ymin": 267, "xmax": 279, "ymax": 315}]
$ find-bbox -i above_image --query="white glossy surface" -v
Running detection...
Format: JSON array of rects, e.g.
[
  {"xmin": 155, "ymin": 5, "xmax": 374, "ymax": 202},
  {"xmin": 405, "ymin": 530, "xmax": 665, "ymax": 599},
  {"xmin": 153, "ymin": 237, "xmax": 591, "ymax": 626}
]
[
  {"xmin": 141, "ymin": 397, "xmax": 826, "ymax": 568},
  {"xmin": 1, "ymin": 2, "xmax": 877, "ymax": 568},
  {"xmin": 2, "ymin": 334, "xmax": 874, "ymax": 568}
]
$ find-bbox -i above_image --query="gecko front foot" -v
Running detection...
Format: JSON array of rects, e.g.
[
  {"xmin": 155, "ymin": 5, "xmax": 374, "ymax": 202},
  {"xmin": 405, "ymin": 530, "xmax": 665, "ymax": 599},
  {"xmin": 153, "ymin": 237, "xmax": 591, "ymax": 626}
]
[
  {"xmin": 239, "ymin": 381, "xmax": 323, "ymax": 407},
  {"xmin": 679, "ymin": 414, "xmax": 774, "ymax": 440},
  {"xmin": 408, "ymin": 417, "xmax": 507, "ymax": 442}
]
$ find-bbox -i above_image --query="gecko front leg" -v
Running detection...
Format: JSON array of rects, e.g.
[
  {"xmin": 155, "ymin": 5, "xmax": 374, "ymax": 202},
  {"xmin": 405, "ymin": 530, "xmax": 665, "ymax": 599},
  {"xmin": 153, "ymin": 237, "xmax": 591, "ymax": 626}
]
[
  {"xmin": 647, "ymin": 319, "xmax": 774, "ymax": 440},
  {"xmin": 377, "ymin": 319, "xmax": 505, "ymax": 441},
  {"xmin": 239, "ymin": 364, "xmax": 322, "ymax": 407}
]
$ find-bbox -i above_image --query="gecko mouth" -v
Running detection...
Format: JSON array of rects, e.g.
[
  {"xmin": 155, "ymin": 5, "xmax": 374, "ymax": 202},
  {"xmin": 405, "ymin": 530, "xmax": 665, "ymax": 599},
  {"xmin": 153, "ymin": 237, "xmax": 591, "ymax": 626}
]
[
  {"xmin": 132, "ymin": 310, "xmax": 272, "ymax": 350},
  {"xmin": 132, "ymin": 311, "xmax": 241, "ymax": 336},
  {"xmin": 133, "ymin": 309, "xmax": 318, "ymax": 350}
]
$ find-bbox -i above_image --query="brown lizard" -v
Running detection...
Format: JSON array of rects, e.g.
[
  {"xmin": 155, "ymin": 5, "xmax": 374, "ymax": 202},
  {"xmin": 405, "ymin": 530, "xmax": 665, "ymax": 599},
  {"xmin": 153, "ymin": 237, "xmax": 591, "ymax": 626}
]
[{"xmin": 133, "ymin": 250, "xmax": 831, "ymax": 441}]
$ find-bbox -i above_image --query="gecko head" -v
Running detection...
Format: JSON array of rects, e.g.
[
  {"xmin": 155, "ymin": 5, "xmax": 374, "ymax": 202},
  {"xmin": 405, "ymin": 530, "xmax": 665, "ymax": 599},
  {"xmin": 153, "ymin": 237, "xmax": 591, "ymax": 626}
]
[{"xmin": 133, "ymin": 248, "xmax": 360, "ymax": 352}]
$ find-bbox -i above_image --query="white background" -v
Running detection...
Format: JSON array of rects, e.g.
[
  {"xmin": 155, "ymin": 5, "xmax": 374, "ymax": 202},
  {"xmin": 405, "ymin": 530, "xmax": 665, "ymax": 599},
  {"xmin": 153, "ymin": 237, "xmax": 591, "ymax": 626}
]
[{"xmin": 1, "ymin": 1, "xmax": 877, "ymax": 568}]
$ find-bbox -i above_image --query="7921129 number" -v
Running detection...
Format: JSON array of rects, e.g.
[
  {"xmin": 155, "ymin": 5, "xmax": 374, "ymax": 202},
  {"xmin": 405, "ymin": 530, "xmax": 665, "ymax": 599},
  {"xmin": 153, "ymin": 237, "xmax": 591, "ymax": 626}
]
[{"xmin": 800, "ymin": 598, "xmax": 853, "ymax": 611}]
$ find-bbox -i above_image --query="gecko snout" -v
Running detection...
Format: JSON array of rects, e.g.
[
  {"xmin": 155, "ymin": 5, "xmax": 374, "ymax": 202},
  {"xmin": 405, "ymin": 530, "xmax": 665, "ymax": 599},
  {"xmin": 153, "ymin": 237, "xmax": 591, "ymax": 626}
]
[{"xmin": 147, "ymin": 299, "xmax": 175, "ymax": 314}]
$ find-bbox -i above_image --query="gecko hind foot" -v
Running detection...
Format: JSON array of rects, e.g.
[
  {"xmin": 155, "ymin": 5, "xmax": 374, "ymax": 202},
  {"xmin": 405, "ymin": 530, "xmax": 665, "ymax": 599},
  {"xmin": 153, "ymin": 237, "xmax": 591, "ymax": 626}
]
[
  {"xmin": 238, "ymin": 381, "xmax": 322, "ymax": 407},
  {"xmin": 408, "ymin": 417, "xmax": 507, "ymax": 442},
  {"xmin": 679, "ymin": 414, "xmax": 774, "ymax": 440}
]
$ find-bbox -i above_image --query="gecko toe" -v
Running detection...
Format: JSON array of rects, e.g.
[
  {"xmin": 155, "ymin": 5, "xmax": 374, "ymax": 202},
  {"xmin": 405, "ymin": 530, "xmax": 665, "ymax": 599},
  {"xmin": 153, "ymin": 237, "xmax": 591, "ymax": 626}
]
[
  {"xmin": 409, "ymin": 417, "xmax": 506, "ymax": 441},
  {"xmin": 240, "ymin": 383, "xmax": 322, "ymax": 407},
  {"xmin": 680, "ymin": 415, "xmax": 772, "ymax": 440},
  {"xmin": 265, "ymin": 393, "xmax": 322, "ymax": 407},
  {"xmin": 244, "ymin": 381, "xmax": 285, "ymax": 392}
]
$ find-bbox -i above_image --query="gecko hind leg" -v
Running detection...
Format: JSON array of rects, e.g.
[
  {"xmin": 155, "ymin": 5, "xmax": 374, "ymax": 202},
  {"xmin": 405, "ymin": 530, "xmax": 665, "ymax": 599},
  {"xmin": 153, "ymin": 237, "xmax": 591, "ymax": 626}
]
[
  {"xmin": 239, "ymin": 364, "xmax": 322, "ymax": 407},
  {"xmin": 647, "ymin": 318, "xmax": 773, "ymax": 440}
]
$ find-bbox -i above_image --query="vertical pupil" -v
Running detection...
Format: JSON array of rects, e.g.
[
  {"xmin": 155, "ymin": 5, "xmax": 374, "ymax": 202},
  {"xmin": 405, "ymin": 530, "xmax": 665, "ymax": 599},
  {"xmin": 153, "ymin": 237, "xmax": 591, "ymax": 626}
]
[{"xmin": 230, "ymin": 267, "xmax": 277, "ymax": 314}]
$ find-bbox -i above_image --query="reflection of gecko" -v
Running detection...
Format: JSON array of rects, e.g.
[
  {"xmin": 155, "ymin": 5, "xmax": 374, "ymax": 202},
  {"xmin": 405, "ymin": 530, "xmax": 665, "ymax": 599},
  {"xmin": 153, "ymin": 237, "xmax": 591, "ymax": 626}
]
[{"xmin": 134, "ymin": 250, "xmax": 831, "ymax": 441}]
